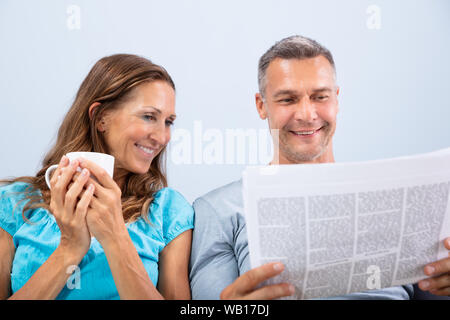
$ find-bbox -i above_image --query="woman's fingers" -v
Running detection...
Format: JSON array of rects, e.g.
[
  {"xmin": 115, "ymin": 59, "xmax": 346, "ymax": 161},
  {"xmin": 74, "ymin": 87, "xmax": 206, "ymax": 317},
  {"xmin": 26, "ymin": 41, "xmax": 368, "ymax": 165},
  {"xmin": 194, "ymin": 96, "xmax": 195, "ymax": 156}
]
[
  {"xmin": 54, "ymin": 159, "xmax": 80, "ymax": 194},
  {"xmin": 49, "ymin": 156, "xmax": 70, "ymax": 209},
  {"xmin": 65, "ymin": 168, "xmax": 91, "ymax": 213},
  {"xmin": 78, "ymin": 158, "xmax": 118, "ymax": 191},
  {"xmin": 49, "ymin": 156, "xmax": 69, "ymax": 186},
  {"xmin": 70, "ymin": 172, "xmax": 106, "ymax": 202},
  {"xmin": 88, "ymin": 196, "xmax": 108, "ymax": 214},
  {"xmin": 75, "ymin": 183, "xmax": 95, "ymax": 219}
]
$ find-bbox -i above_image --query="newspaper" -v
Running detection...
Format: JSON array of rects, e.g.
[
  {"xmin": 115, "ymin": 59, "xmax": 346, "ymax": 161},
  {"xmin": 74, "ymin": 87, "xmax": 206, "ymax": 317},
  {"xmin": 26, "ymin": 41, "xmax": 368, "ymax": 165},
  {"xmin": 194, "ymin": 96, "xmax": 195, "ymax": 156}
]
[{"xmin": 242, "ymin": 148, "xmax": 450, "ymax": 299}]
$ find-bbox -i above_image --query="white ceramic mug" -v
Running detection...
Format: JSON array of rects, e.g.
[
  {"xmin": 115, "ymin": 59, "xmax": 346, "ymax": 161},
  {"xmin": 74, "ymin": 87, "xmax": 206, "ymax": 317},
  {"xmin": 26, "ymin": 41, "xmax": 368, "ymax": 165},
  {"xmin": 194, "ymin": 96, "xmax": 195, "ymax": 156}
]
[{"xmin": 45, "ymin": 152, "xmax": 115, "ymax": 189}]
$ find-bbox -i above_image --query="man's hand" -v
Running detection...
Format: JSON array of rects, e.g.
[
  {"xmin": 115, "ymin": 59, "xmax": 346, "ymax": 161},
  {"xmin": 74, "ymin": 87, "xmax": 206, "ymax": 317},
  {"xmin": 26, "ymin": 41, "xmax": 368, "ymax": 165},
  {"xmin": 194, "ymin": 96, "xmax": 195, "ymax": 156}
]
[
  {"xmin": 418, "ymin": 237, "xmax": 450, "ymax": 296},
  {"xmin": 220, "ymin": 262, "xmax": 295, "ymax": 300}
]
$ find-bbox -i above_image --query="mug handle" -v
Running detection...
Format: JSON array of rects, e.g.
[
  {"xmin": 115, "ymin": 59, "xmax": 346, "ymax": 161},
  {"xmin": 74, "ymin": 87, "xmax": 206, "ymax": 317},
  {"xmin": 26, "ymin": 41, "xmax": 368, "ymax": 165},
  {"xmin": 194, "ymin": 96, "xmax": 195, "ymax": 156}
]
[{"xmin": 45, "ymin": 164, "xmax": 59, "ymax": 189}]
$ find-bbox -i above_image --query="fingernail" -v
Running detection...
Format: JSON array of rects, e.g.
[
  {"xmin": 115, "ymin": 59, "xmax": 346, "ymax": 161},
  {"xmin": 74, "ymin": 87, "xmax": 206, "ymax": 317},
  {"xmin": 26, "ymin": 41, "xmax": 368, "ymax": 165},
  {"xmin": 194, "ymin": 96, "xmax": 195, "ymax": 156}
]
[
  {"xmin": 60, "ymin": 155, "xmax": 68, "ymax": 165},
  {"xmin": 425, "ymin": 266, "xmax": 435, "ymax": 275},
  {"xmin": 420, "ymin": 280, "xmax": 429, "ymax": 289},
  {"xmin": 81, "ymin": 169, "xmax": 89, "ymax": 176},
  {"xmin": 273, "ymin": 263, "xmax": 283, "ymax": 271}
]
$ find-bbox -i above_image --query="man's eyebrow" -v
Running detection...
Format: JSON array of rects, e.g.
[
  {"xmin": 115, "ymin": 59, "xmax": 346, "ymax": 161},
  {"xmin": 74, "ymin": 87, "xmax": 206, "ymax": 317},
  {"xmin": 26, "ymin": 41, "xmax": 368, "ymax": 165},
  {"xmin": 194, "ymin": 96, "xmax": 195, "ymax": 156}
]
[
  {"xmin": 311, "ymin": 87, "xmax": 333, "ymax": 93},
  {"xmin": 273, "ymin": 90, "xmax": 299, "ymax": 98}
]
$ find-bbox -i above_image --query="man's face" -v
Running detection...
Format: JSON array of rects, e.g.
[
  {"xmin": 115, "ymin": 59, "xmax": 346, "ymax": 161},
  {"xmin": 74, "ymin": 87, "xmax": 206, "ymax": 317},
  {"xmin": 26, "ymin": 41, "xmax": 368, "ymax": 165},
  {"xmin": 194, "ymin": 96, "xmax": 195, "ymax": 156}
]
[{"xmin": 256, "ymin": 56, "xmax": 339, "ymax": 164}]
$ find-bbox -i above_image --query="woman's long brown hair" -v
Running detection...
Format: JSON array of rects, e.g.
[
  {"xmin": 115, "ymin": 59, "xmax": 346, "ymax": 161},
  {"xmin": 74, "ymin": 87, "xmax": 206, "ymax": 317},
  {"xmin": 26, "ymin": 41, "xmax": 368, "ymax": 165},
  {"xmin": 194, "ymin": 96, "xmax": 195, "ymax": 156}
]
[{"xmin": 1, "ymin": 54, "xmax": 175, "ymax": 223}]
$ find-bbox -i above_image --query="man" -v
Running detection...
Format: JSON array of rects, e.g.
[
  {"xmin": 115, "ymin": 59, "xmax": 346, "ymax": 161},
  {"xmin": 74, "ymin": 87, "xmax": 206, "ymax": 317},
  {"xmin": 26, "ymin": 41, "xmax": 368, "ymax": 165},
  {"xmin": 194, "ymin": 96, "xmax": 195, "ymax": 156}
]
[{"xmin": 189, "ymin": 35, "xmax": 450, "ymax": 299}]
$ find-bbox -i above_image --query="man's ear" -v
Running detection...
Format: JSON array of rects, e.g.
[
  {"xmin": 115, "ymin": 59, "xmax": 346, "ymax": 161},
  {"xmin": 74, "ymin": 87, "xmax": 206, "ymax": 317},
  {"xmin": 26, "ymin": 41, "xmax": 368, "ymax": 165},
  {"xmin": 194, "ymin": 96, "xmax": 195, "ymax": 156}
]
[
  {"xmin": 336, "ymin": 86, "xmax": 340, "ymax": 113},
  {"xmin": 255, "ymin": 93, "xmax": 267, "ymax": 120},
  {"xmin": 88, "ymin": 102, "xmax": 107, "ymax": 132}
]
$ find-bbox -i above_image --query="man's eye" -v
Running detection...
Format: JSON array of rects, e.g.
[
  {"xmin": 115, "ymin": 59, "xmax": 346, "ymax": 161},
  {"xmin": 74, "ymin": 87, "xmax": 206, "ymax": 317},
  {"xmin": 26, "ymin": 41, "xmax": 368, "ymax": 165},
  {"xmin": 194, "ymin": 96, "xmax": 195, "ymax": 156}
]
[
  {"xmin": 278, "ymin": 98, "xmax": 294, "ymax": 104},
  {"xmin": 314, "ymin": 95, "xmax": 329, "ymax": 101}
]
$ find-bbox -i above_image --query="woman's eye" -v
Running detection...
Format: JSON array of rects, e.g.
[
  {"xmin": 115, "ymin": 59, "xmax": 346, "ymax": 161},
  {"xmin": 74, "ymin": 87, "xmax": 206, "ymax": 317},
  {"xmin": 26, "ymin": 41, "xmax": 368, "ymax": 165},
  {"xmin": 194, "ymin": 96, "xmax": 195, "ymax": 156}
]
[
  {"xmin": 165, "ymin": 120, "xmax": 174, "ymax": 127},
  {"xmin": 143, "ymin": 115, "xmax": 155, "ymax": 121}
]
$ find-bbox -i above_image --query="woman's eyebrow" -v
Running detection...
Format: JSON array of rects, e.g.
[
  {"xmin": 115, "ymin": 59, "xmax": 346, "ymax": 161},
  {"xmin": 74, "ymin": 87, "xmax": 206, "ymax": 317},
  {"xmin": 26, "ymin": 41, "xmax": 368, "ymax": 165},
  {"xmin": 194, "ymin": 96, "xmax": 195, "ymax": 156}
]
[
  {"xmin": 141, "ymin": 106, "xmax": 176, "ymax": 118},
  {"xmin": 141, "ymin": 106, "xmax": 161, "ymax": 114}
]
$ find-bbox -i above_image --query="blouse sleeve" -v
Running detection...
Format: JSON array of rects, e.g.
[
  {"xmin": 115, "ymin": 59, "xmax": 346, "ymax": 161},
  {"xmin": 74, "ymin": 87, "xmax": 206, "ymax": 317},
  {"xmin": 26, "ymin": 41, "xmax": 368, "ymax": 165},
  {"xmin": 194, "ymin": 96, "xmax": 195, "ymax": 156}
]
[
  {"xmin": 155, "ymin": 188, "xmax": 194, "ymax": 246},
  {"xmin": 0, "ymin": 182, "xmax": 29, "ymax": 237}
]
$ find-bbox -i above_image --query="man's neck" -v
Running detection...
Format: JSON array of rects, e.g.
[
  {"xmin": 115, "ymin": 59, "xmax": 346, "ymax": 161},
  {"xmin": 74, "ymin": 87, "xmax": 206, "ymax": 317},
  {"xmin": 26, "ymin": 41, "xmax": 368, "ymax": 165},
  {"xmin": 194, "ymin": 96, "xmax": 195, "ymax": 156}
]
[{"xmin": 271, "ymin": 144, "xmax": 335, "ymax": 165}]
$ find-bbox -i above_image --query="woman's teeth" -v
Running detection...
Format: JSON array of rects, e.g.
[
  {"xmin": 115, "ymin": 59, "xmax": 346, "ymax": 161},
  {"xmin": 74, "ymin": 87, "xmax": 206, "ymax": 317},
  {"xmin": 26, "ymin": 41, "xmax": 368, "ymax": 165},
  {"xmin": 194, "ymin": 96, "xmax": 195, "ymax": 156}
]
[{"xmin": 136, "ymin": 144, "xmax": 154, "ymax": 154}]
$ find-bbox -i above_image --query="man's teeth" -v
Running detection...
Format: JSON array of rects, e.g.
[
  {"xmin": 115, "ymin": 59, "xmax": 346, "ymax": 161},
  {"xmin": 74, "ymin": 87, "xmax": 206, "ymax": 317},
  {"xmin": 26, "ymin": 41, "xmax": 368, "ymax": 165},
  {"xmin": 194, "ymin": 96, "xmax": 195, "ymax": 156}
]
[
  {"xmin": 294, "ymin": 130, "xmax": 315, "ymax": 135},
  {"xmin": 137, "ymin": 144, "xmax": 154, "ymax": 154}
]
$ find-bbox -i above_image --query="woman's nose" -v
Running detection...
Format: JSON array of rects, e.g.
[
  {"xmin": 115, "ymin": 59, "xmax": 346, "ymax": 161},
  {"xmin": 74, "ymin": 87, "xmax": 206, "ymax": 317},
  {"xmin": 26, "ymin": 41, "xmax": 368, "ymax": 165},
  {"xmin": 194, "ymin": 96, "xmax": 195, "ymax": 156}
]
[{"xmin": 148, "ymin": 121, "xmax": 168, "ymax": 146}]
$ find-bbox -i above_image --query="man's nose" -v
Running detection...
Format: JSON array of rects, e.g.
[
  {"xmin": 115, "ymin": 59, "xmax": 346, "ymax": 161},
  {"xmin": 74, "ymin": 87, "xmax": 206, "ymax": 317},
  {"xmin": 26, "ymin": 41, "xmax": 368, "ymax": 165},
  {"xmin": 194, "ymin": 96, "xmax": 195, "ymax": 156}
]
[{"xmin": 294, "ymin": 97, "xmax": 318, "ymax": 122}]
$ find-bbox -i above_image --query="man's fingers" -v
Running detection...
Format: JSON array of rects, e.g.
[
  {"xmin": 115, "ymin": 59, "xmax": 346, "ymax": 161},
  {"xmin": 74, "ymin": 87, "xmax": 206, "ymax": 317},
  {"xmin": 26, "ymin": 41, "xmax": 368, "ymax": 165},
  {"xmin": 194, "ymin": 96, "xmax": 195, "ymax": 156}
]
[
  {"xmin": 232, "ymin": 262, "xmax": 285, "ymax": 294},
  {"xmin": 444, "ymin": 237, "xmax": 450, "ymax": 251},
  {"xmin": 424, "ymin": 257, "xmax": 450, "ymax": 277},
  {"xmin": 420, "ymin": 273, "xmax": 450, "ymax": 291},
  {"xmin": 430, "ymin": 286, "xmax": 450, "ymax": 296},
  {"xmin": 244, "ymin": 283, "xmax": 294, "ymax": 300}
]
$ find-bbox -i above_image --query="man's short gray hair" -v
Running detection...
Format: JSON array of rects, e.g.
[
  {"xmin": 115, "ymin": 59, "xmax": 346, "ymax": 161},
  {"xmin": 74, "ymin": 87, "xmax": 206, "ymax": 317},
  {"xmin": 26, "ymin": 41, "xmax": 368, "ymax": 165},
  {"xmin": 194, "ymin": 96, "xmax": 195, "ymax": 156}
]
[{"xmin": 258, "ymin": 35, "xmax": 336, "ymax": 97}]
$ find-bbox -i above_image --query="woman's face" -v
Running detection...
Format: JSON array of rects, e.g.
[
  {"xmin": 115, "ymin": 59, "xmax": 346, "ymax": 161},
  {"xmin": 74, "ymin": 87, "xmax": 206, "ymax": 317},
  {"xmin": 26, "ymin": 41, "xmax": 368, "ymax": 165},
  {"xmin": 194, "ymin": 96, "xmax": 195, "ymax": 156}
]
[{"xmin": 100, "ymin": 80, "xmax": 176, "ymax": 176}]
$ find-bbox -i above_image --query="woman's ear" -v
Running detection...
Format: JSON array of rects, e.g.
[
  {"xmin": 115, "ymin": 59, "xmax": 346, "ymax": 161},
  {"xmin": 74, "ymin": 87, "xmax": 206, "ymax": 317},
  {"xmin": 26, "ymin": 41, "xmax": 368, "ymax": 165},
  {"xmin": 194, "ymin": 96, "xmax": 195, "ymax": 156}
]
[
  {"xmin": 88, "ymin": 102, "xmax": 107, "ymax": 132},
  {"xmin": 88, "ymin": 102, "xmax": 101, "ymax": 120}
]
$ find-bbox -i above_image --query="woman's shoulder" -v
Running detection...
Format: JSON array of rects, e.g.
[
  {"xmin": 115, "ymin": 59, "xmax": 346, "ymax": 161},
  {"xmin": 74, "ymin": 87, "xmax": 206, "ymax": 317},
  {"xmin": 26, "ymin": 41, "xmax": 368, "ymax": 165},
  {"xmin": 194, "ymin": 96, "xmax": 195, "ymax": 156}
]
[
  {"xmin": 150, "ymin": 187, "xmax": 194, "ymax": 222},
  {"xmin": 151, "ymin": 187, "xmax": 194, "ymax": 245},
  {"xmin": 152, "ymin": 187, "xmax": 192, "ymax": 208},
  {"xmin": 0, "ymin": 181, "xmax": 37, "ymax": 200},
  {"xmin": 0, "ymin": 182, "xmax": 43, "ymax": 235}
]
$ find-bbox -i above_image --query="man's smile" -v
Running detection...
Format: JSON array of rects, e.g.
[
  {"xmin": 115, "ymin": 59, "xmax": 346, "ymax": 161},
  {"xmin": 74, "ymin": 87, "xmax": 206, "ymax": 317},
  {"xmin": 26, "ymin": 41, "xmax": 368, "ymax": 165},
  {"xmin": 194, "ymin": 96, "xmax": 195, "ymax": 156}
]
[{"xmin": 288, "ymin": 126, "xmax": 324, "ymax": 138}]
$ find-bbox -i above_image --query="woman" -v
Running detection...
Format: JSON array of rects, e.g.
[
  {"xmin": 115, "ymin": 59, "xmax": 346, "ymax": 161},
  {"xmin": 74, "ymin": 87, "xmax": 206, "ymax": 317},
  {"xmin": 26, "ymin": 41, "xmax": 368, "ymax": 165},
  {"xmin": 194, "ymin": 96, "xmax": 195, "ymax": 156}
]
[{"xmin": 0, "ymin": 54, "xmax": 193, "ymax": 299}]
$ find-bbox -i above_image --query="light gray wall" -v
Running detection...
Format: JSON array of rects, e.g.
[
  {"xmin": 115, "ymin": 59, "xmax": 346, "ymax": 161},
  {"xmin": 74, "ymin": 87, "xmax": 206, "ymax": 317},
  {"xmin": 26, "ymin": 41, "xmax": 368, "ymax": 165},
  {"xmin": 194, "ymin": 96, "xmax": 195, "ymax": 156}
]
[{"xmin": 1, "ymin": 0, "xmax": 449, "ymax": 203}]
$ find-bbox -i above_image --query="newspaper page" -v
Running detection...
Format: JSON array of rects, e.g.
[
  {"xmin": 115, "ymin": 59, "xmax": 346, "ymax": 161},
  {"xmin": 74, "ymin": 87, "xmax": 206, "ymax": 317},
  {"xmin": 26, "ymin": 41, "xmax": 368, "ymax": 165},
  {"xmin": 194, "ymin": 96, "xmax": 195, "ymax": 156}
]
[{"xmin": 242, "ymin": 148, "xmax": 450, "ymax": 299}]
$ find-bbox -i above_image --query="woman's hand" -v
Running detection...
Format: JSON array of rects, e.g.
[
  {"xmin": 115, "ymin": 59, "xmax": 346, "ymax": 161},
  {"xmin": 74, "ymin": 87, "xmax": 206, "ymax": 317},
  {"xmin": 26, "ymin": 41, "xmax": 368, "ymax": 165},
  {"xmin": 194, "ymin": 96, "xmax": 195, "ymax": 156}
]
[
  {"xmin": 78, "ymin": 158, "xmax": 127, "ymax": 247},
  {"xmin": 77, "ymin": 158, "xmax": 163, "ymax": 299},
  {"xmin": 49, "ymin": 156, "xmax": 95, "ymax": 260}
]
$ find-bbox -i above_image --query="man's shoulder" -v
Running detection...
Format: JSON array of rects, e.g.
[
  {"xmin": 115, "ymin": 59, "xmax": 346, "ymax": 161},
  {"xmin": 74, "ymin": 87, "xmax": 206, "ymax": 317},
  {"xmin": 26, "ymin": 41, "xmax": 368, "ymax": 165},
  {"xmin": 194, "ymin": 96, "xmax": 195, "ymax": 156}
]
[
  {"xmin": 196, "ymin": 178, "xmax": 243, "ymax": 203},
  {"xmin": 193, "ymin": 178, "xmax": 244, "ymax": 220}
]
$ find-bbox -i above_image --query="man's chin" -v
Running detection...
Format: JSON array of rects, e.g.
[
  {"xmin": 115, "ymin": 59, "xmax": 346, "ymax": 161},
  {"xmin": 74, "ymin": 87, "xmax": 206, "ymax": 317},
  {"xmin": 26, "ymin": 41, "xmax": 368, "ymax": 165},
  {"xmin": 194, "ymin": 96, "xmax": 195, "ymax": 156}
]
[{"xmin": 279, "ymin": 146, "xmax": 326, "ymax": 164}]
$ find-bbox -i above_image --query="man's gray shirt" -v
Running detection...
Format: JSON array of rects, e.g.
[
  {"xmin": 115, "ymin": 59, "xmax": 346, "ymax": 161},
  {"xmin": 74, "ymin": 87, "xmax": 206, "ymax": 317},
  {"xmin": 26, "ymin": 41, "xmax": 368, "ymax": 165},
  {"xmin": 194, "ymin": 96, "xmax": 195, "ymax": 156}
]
[{"xmin": 189, "ymin": 179, "xmax": 414, "ymax": 300}]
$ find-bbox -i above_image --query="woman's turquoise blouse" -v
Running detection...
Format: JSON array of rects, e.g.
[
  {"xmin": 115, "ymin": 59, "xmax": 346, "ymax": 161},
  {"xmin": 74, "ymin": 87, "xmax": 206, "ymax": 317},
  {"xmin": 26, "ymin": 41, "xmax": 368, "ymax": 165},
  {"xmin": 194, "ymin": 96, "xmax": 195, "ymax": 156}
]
[{"xmin": 0, "ymin": 182, "xmax": 194, "ymax": 299}]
